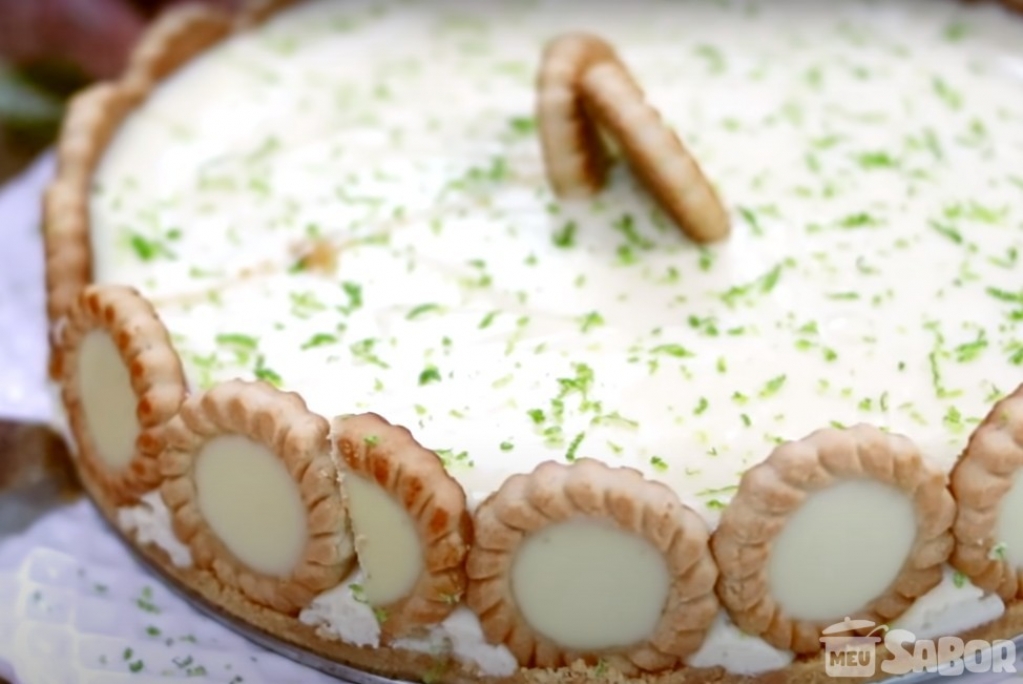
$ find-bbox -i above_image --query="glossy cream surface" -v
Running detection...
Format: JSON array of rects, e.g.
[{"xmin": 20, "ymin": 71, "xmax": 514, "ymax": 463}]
[{"xmin": 91, "ymin": 0, "xmax": 1023, "ymax": 674}]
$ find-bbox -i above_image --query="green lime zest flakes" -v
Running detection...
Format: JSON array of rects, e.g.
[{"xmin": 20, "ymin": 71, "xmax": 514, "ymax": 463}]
[
  {"xmin": 578, "ymin": 311, "xmax": 605, "ymax": 333},
  {"xmin": 129, "ymin": 660, "xmax": 145, "ymax": 673},
  {"xmin": 944, "ymin": 21, "xmax": 969, "ymax": 41},
  {"xmin": 527, "ymin": 408, "xmax": 546, "ymax": 425},
  {"xmin": 740, "ymin": 413, "xmax": 752, "ymax": 427},
  {"xmin": 697, "ymin": 485, "xmax": 739, "ymax": 497},
  {"xmin": 407, "ymin": 303, "xmax": 443, "ymax": 320},
  {"xmin": 289, "ymin": 290, "xmax": 327, "ymax": 319},
  {"xmin": 349, "ymin": 338, "xmax": 389, "ymax": 368},
  {"xmin": 436, "ymin": 448, "xmax": 472, "ymax": 468},
  {"xmin": 215, "ymin": 333, "xmax": 258, "ymax": 350},
  {"xmin": 499, "ymin": 441, "xmax": 514, "ymax": 451},
  {"xmin": 688, "ymin": 316, "xmax": 719, "ymax": 337},
  {"xmin": 838, "ymin": 212, "xmax": 880, "ymax": 229},
  {"xmin": 565, "ymin": 432, "xmax": 586, "ymax": 462},
  {"xmin": 932, "ymin": 76, "xmax": 963, "ymax": 110},
  {"xmin": 827, "ymin": 291, "xmax": 860, "ymax": 301},
  {"xmin": 989, "ymin": 541, "xmax": 1008, "ymax": 561},
  {"xmin": 929, "ymin": 220, "xmax": 963, "ymax": 245},
  {"xmin": 720, "ymin": 261, "xmax": 787, "ymax": 306},
  {"xmin": 954, "ymin": 332, "xmax": 988, "ymax": 363},
  {"xmin": 123, "ymin": 647, "xmax": 134, "ymax": 661},
  {"xmin": 419, "ymin": 365, "xmax": 442, "ymax": 385},
  {"xmin": 952, "ymin": 570, "xmax": 967, "ymax": 589},
  {"xmin": 478, "ymin": 310, "xmax": 499, "ymax": 329},
  {"xmin": 253, "ymin": 355, "xmax": 282, "ymax": 386},
  {"xmin": 989, "ymin": 246, "xmax": 1019, "ymax": 270},
  {"xmin": 855, "ymin": 151, "xmax": 898, "ymax": 169},
  {"xmin": 943, "ymin": 406, "xmax": 965, "ymax": 433},
  {"xmin": 698, "ymin": 247, "xmax": 716, "ymax": 272},
  {"xmin": 694, "ymin": 43, "xmax": 726, "ymax": 74},
  {"xmin": 301, "ymin": 333, "xmax": 337, "ymax": 350},
  {"xmin": 363, "ymin": 435, "xmax": 381, "ymax": 447},
  {"xmin": 986, "ymin": 287, "xmax": 1023, "ymax": 305},
  {"xmin": 759, "ymin": 375, "xmax": 788, "ymax": 398},
  {"xmin": 650, "ymin": 343, "xmax": 694, "ymax": 358},
  {"xmin": 716, "ymin": 357, "xmax": 728, "ymax": 374},
  {"xmin": 128, "ymin": 233, "xmax": 175, "ymax": 262},
  {"xmin": 508, "ymin": 115, "xmax": 536, "ymax": 135},
  {"xmin": 650, "ymin": 455, "xmax": 668, "ymax": 472},
  {"xmin": 705, "ymin": 499, "xmax": 727, "ymax": 511},
  {"xmin": 694, "ymin": 397, "xmax": 709, "ymax": 415},
  {"xmin": 612, "ymin": 213, "xmax": 653, "ymax": 249},
  {"xmin": 145, "ymin": 625, "xmax": 161, "ymax": 637},
  {"xmin": 552, "ymin": 220, "xmax": 577, "ymax": 248},
  {"xmin": 349, "ymin": 583, "xmax": 367, "ymax": 603},
  {"xmin": 738, "ymin": 206, "xmax": 763, "ymax": 236},
  {"xmin": 338, "ymin": 281, "xmax": 363, "ymax": 315},
  {"xmin": 136, "ymin": 586, "xmax": 160, "ymax": 614}
]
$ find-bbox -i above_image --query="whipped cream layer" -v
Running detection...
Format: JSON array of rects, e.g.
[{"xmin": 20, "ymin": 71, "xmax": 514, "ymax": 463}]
[{"xmin": 90, "ymin": 0, "xmax": 1023, "ymax": 675}]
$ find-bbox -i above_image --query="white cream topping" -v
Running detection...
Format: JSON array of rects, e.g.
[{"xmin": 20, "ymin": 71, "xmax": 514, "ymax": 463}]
[
  {"xmin": 194, "ymin": 434, "xmax": 307, "ymax": 576},
  {"xmin": 688, "ymin": 611, "xmax": 794, "ymax": 675},
  {"xmin": 995, "ymin": 468, "xmax": 1023, "ymax": 567},
  {"xmin": 300, "ymin": 572, "xmax": 382, "ymax": 648},
  {"xmin": 393, "ymin": 608, "xmax": 518, "ymax": 677},
  {"xmin": 768, "ymin": 479, "xmax": 917, "ymax": 622},
  {"xmin": 117, "ymin": 489, "xmax": 193, "ymax": 567},
  {"xmin": 511, "ymin": 519, "xmax": 669, "ymax": 650},
  {"xmin": 342, "ymin": 473, "xmax": 423, "ymax": 605},
  {"xmin": 77, "ymin": 330, "xmax": 137, "ymax": 469},
  {"xmin": 892, "ymin": 567, "xmax": 1005, "ymax": 640},
  {"xmin": 86, "ymin": 0, "xmax": 1023, "ymax": 674}
]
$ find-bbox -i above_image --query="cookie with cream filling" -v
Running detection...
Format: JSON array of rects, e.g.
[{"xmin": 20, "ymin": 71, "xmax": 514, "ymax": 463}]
[
  {"xmin": 466, "ymin": 458, "xmax": 719, "ymax": 674},
  {"xmin": 950, "ymin": 384, "xmax": 1023, "ymax": 599},
  {"xmin": 160, "ymin": 380, "xmax": 355, "ymax": 614},
  {"xmin": 56, "ymin": 284, "xmax": 186, "ymax": 505},
  {"xmin": 331, "ymin": 413, "xmax": 471, "ymax": 637},
  {"xmin": 711, "ymin": 424, "xmax": 955, "ymax": 654}
]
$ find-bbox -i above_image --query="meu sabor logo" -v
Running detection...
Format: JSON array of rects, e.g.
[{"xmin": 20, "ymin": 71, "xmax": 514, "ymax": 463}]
[{"xmin": 820, "ymin": 618, "xmax": 1017, "ymax": 678}]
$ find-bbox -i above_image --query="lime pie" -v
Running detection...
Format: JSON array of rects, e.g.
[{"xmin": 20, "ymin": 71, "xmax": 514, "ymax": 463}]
[{"xmin": 44, "ymin": 0, "xmax": 1023, "ymax": 682}]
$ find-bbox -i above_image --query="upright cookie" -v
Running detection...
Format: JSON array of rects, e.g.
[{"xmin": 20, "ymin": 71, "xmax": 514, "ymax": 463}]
[
  {"xmin": 580, "ymin": 60, "xmax": 731, "ymax": 244},
  {"xmin": 536, "ymin": 32, "xmax": 619, "ymax": 198}
]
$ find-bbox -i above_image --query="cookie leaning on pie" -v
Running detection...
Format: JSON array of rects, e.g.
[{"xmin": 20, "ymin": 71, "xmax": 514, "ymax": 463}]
[{"xmin": 42, "ymin": 1, "xmax": 1023, "ymax": 683}]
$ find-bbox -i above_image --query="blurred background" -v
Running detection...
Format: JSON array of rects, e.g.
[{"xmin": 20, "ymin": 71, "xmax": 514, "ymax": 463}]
[{"xmin": 0, "ymin": 0, "xmax": 238, "ymax": 183}]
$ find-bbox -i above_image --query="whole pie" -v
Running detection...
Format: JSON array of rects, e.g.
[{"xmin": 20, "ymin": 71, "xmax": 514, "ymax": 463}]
[{"xmin": 44, "ymin": 0, "xmax": 1023, "ymax": 682}]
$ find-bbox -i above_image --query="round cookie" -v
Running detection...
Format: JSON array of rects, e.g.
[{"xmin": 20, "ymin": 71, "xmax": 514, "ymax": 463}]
[{"xmin": 159, "ymin": 380, "xmax": 355, "ymax": 614}]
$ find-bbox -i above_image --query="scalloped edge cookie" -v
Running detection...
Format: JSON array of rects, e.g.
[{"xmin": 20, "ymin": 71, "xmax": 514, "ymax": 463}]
[
  {"xmin": 711, "ymin": 424, "xmax": 955, "ymax": 654},
  {"xmin": 331, "ymin": 413, "xmax": 471, "ymax": 636},
  {"xmin": 950, "ymin": 384, "xmax": 1023, "ymax": 599},
  {"xmin": 579, "ymin": 59, "xmax": 731, "ymax": 244},
  {"xmin": 466, "ymin": 458, "xmax": 718, "ymax": 674},
  {"xmin": 55, "ymin": 283, "xmax": 186, "ymax": 505},
  {"xmin": 536, "ymin": 32, "xmax": 620, "ymax": 198},
  {"xmin": 160, "ymin": 379, "xmax": 356, "ymax": 615}
]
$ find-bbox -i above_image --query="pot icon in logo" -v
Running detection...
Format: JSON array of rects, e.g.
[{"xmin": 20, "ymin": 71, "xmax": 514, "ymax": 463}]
[{"xmin": 821, "ymin": 618, "xmax": 888, "ymax": 678}]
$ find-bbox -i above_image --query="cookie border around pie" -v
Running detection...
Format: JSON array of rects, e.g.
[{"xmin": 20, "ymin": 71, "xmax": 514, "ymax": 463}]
[
  {"xmin": 466, "ymin": 458, "xmax": 719, "ymax": 674},
  {"xmin": 330, "ymin": 412, "xmax": 472, "ymax": 636},
  {"xmin": 951, "ymin": 384, "xmax": 1023, "ymax": 599},
  {"xmin": 42, "ymin": 1, "xmax": 1023, "ymax": 683},
  {"xmin": 159, "ymin": 379, "xmax": 357, "ymax": 614},
  {"xmin": 711, "ymin": 424, "xmax": 956, "ymax": 654},
  {"xmin": 55, "ymin": 283, "xmax": 187, "ymax": 505}
]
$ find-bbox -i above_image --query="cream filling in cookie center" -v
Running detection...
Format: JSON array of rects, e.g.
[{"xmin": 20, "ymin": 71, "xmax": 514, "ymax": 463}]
[
  {"xmin": 77, "ymin": 330, "xmax": 138, "ymax": 469},
  {"xmin": 994, "ymin": 469, "xmax": 1023, "ymax": 568},
  {"xmin": 342, "ymin": 473, "xmax": 423, "ymax": 605},
  {"xmin": 194, "ymin": 435, "xmax": 308, "ymax": 577},
  {"xmin": 768, "ymin": 479, "xmax": 916, "ymax": 622},
  {"xmin": 510, "ymin": 518, "xmax": 669, "ymax": 651}
]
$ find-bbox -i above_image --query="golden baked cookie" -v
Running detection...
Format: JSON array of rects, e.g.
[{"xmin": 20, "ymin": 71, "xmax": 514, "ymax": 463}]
[
  {"xmin": 55, "ymin": 284, "xmax": 186, "ymax": 505},
  {"xmin": 579, "ymin": 60, "xmax": 731, "ymax": 244},
  {"xmin": 712, "ymin": 424, "xmax": 955, "ymax": 654},
  {"xmin": 160, "ymin": 380, "xmax": 356, "ymax": 614},
  {"xmin": 466, "ymin": 458, "xmax": 718, "ymax": 674},
  {"xmin": 331, "ymin": 413, "xmax": 471, "ymax": 637},
  {"xmin": 536, "ymin": 32, "xmax": 620, "ymax": 198},
  {"xmin": 950, "ymin": 384, "xmax": 1023, "ymax": 599}
]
